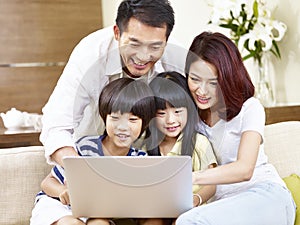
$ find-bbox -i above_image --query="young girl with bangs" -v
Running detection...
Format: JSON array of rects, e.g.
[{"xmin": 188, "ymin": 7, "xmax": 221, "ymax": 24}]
[{"xmin": 141, "ymin": 71, "xmax": 217, "ymax": 225}]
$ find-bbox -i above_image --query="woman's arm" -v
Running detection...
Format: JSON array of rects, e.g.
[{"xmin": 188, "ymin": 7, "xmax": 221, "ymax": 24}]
[
  {"xmin": 193, "ymin": 163, "xmax": 217, "ymax": 207},
  {"xmin": 193, "ymin": 130, "xmax": 261, "ymax": 185}
]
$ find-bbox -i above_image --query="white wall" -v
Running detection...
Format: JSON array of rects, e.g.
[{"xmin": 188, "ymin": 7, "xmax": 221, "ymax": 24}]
[{"xmin": 101, "ymin": 0, "xmax": 300, "ymax": 104}]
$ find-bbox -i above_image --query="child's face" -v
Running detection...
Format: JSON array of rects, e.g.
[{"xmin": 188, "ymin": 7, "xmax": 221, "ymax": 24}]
[
  {"xmin": 106, "ymin": 111, "xmax": 142, "ymax": 148},
  {"xmin": 155, "ymin": 104, "xmax": 187, "ymax": 138}
]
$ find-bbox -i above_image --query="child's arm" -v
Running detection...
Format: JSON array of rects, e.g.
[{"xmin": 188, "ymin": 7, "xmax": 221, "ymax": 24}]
[{"xmin": 41, "ymin": 172, "xmax": 70, "ymax": 205}]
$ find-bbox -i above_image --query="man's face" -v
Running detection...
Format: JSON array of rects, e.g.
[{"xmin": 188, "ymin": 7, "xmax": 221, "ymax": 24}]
[{"xmin": 114, "ymin": 17, "xmax": 167, "ymax": 77}]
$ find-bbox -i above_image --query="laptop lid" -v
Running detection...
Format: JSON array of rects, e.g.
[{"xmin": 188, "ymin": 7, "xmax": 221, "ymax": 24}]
[{"xmin": 63, "ymin": 156, "xmax": 193, "ymax": 218}]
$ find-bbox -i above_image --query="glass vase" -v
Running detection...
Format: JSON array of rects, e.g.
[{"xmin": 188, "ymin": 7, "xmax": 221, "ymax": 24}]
[{"xmin": 254, "ymin": 57, "xmax": 275, "ymax": 107}]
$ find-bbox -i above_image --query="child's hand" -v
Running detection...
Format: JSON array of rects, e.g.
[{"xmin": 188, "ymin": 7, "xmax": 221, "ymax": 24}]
[{"xmin": 59, "ymin": 189, "xmax": 70, "ymax": 205}]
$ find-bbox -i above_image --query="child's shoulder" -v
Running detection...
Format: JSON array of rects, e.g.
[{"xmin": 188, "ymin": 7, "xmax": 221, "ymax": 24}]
[
  {"xmin": 194, "ymin": 132, "xmax": 210, "ymax": 143},
  {"xmin": 193, "ymin": 132, "xmax": 212, "ymax": 154},
  {"xmin": 76, "ymin": 135, "xmax": 101, "ymax": 146},
  {"xmin": 75, "ymin": 135, "xmax": 102, "ymax": 156},
  {"xmin": 128, "ymin": 147, "xmax": 147, "ymax": 156}
]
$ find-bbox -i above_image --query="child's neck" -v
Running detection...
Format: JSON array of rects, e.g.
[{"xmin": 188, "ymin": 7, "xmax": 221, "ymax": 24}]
[
  {"xmin": 102, "ymin": 137, "xmax": 129, "ymax": 156},
  {"xmin": 159, "ymin": 135, "xmax": 177, "ymax": 156}
]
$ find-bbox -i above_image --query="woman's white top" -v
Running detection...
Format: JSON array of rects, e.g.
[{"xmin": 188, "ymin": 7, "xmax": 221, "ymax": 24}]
[{"xmin": 197, "ymin": 97, "xmax": 286, "ymax": 200}]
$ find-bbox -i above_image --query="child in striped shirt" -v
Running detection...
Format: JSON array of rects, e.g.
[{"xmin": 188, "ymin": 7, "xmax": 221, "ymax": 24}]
[{"xmin": 30, "ymin": 78, "xmax": 156, "ymax": 225}]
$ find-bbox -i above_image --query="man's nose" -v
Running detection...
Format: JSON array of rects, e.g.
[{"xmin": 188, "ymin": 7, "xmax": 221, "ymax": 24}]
[{"xmin": 136, "ymin": 46, "xmax": 151, "ymax": 62}]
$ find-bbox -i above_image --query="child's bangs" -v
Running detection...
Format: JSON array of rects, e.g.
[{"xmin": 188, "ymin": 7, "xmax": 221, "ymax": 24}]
[
  {"xmin": 111, "ymin": 82, "xmax": 155, "ymax": 118},
  {"xmin": 155, "ymin": 85, "xmax": 189, "ymax": 110}
]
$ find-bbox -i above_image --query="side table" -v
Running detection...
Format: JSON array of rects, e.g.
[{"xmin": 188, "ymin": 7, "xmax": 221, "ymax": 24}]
[{"xmin": 0, "ymin": 127, "xmax": 41, "ymax": 148}]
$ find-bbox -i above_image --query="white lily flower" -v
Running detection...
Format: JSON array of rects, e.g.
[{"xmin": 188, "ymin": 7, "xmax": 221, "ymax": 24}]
[
  {"xmin": 259, "ymin": 18, "xmax": 287, "ymax": 41},
  {"xmin": 208, "ymin": 0, "xmax": 287, "ymax": 61},
  {"xmin": 208, "ymin": 0, "xmax": 248, "ymax": 24},
  {"xmin": 239, "ymin": 22, "xmax": 273, "ymax": 52}
]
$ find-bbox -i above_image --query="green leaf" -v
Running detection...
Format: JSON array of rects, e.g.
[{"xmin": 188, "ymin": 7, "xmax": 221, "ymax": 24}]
[
  {"xmin": 253, "ymin": 0, "xmax": 259, "ymax": 18},
  {"xmin": 220, "ymin": 23, "xmax": 239, "ymax": 32},
  {"xmin": 272, "ymin": 41, "xmax": 281, "ymax": 58}
]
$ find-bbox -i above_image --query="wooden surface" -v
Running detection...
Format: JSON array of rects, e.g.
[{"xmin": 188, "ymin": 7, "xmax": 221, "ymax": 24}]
[
  {"xmin": 0, "ymin": 66, "xmax": 63, "ymax": 113},
  {"xmin": 0, "ymin": 0, "xmax": 102, "ymax": 63},
  {"xmin": 0, "ymin": 0, "xmax": 103, "ymax": 147},
  {"xmin": 0, "ymin": 0, "xmax": 103, "ymax": 114},
  {"xmin": 0, "ymin": 126, "xmax": 41, "ymax": 148},
  {"xmin": 265, "ymin": 104, "xmax": 300, "ymax": 125}
]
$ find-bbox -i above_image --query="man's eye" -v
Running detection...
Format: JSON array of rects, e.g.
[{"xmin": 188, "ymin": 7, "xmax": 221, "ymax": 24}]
[
  {"xmin": 130, "ymin": 43, "xmax": 140, "ymax": 48},
  {"xmin": 150, "ymin": 45, "xmax": 161, "ymax": 51}
]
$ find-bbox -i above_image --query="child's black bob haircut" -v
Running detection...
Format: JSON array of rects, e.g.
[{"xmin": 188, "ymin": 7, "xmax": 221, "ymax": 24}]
[
  {"xmin": 99, "ymin": 78, "xmax": 156, "ymax": 137},
  {"xmin": 146, "ymin": 71, "xmax": 199, "ymax": 157}
]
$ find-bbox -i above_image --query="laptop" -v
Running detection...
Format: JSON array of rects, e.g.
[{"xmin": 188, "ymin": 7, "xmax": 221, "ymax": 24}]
[{"xmin": 63, "ymin": 156, "xmax": 193, "ymax": 218}]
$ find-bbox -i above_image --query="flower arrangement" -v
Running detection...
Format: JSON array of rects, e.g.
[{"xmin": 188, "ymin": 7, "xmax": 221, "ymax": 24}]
[{"xmin": 208, "ymin": 0, "xmax": 287, "ymax": 66}]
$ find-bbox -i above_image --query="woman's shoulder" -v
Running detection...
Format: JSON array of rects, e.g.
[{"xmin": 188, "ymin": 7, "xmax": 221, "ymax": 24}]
[{"xmin": 243, "ymin": 97, "xmax": 264, "ymax": 110}]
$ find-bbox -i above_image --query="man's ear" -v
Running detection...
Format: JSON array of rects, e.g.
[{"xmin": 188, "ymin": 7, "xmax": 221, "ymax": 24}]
[{"xmin": 113, "ymin": 25, "xmax": 120, "ymax": 41}]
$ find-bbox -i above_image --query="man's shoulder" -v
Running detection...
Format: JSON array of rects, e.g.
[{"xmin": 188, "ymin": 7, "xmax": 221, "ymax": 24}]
[{"xmin": 76, "ymin": 26, "xmax": 115, "ymax": 48}]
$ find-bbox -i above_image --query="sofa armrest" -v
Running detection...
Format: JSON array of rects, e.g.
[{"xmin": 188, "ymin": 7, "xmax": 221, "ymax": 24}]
[{"xmin": 0, "ymin": 146, "xmax": 52, "ymax": 225}]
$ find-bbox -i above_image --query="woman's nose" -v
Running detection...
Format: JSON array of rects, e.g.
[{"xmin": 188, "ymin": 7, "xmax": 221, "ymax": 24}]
[{"xmin": 196, "ymin": 83, "xmax": 208, "ymax": 95}]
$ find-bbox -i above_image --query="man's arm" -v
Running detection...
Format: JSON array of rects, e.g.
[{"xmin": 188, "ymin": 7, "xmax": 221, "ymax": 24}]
[{"xmin": 51, "ymin": 146, "xmax": 79, "ymax": 167}]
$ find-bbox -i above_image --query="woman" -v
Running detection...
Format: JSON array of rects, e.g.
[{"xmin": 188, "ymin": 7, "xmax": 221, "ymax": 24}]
[{"xmin": 176, "ymin": 32, "xmax": 295, "ymax": 225}]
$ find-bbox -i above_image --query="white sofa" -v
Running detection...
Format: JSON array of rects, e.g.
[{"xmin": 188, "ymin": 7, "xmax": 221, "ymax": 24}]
[{"xmin": 0, "ymin": 121, "xmax": 300, "ymax": 225}]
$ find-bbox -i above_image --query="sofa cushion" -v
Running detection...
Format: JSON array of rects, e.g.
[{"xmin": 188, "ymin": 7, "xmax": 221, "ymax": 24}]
[
  {"xmin": 0, "ymin": 146, "xmax": 52, "ymax": 225},
  {"xmin": 264, "ymin": 121, "xmax": 300, "ymax": 178},
  {"xmin": 283, "ymin": 174, "xmax": 300, "ymax": 225}
]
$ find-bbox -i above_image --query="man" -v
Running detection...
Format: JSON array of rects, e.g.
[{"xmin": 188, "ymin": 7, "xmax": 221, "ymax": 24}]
[{"xmin": 40, "ymin": 0, "xmax": 186, "ymax": 167}]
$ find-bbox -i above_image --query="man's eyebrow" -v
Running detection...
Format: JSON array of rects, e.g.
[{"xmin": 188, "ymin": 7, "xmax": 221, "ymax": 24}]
[
  {"xmin": 128, "ymin": 37, "xmax": 164, "ymax": 45},
  {"xmin": 129, "ymin": 37, "xmax": 141, "ymax": 43}
]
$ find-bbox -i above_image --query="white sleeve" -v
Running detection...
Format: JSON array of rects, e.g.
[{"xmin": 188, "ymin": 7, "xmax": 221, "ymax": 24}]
[
  {"xmin": 241, "ymin": 97, "xmax": 265, "ymax": 137},
  {"xmin": 40, "ymin": 30, "xmax": 109, "ymax": 165},
  {"xmin": 40, "ymin": 60, "xmax": 90, "ymax": 164}
]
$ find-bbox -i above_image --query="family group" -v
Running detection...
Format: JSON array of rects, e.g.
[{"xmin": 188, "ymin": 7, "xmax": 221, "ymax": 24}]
[{"xmin": 30, "ymin": 0, "xmax": 295, "ymax": 225}]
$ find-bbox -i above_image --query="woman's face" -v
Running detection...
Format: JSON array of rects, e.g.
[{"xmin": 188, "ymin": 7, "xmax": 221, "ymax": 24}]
[{"xmin": 187, "ymin": 59, "xmax": 219, "ymax": 110}]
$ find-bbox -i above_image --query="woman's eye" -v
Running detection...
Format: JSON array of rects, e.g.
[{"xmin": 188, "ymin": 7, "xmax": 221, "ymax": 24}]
[
  {"xmin": 111, "ymin": 116, "xmax": 119, "ymax": 120},
  {"xmin": 190, "ymin": 76, "xmax": 199, "ymax": 82}
]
